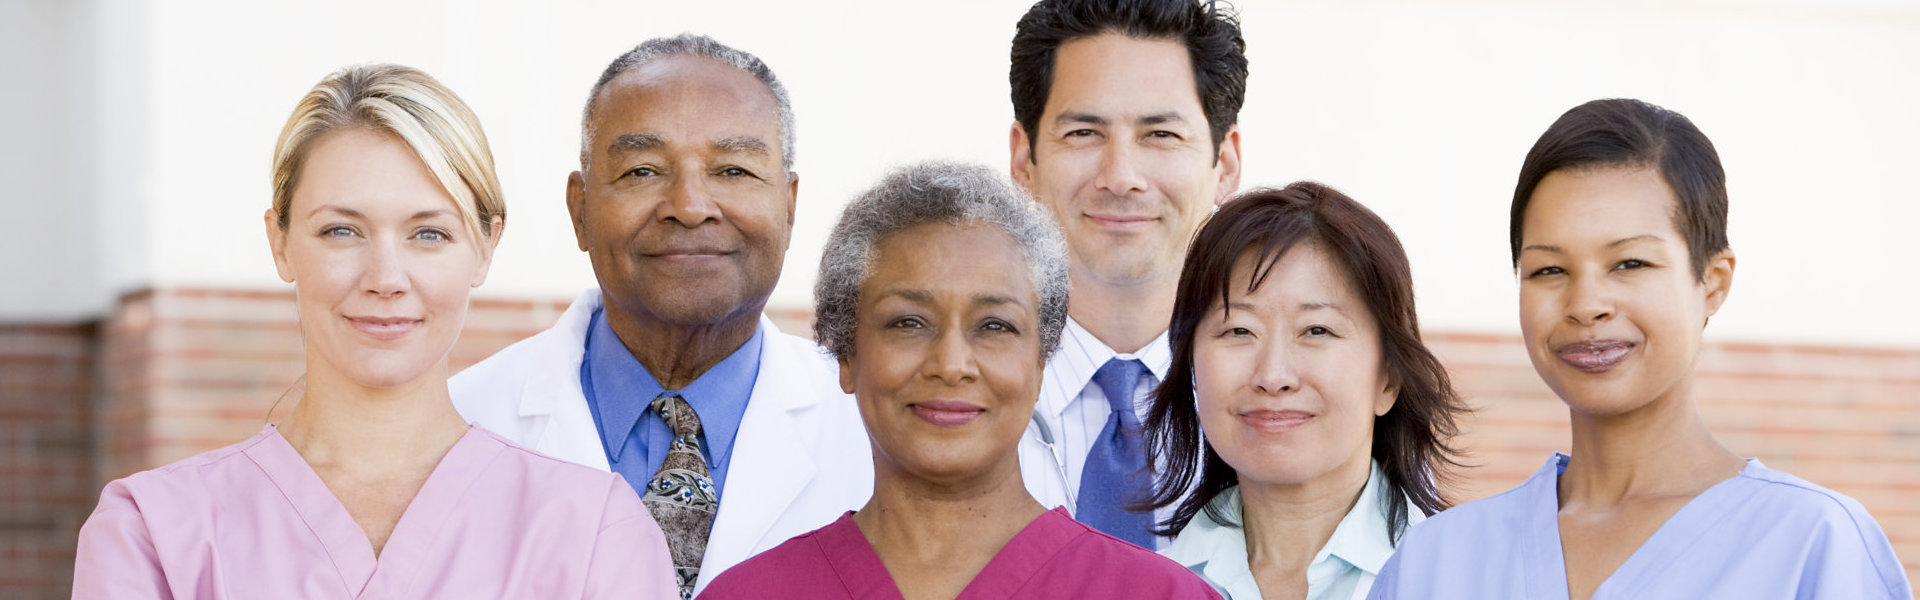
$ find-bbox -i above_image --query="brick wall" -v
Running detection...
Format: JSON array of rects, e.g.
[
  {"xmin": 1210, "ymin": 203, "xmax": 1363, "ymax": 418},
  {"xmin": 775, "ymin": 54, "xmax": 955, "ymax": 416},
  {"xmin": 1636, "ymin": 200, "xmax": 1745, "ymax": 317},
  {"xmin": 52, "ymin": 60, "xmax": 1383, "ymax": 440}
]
[
  {"xmin": 11, "ymin": 287, "xmax": 1918, "ymax": 597},
  {"xmin": 0, "ymin": 324, "xmax": 95, "ymax": 598}
]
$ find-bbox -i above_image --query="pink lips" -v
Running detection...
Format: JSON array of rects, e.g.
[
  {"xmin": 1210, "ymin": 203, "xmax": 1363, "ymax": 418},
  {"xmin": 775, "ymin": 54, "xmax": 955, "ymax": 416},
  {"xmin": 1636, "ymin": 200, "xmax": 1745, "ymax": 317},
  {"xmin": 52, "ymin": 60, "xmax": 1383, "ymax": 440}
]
[
  {"xmin": 1240, "ymin": 409, "xmax": 1313, "ymax": 433},
  {"xmin": 1557, "ymin": 339, "xmax": 1634, "ymax": 374},
  {"xmin": 348, "ymin": 316, "xmax": 421, "ymax": 341},
  {"xmin": 910, "ymin": 400, "xmax": 985, "ymax": 427},
  {"xmin": 1084, "ymin": 213, "xmax": 1155, "ymax": 230}
]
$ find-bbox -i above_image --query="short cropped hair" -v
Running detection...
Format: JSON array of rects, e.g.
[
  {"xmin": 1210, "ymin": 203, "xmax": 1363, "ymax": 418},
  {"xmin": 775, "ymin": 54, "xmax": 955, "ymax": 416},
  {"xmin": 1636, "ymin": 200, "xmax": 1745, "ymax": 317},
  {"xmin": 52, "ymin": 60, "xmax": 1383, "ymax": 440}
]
[
  {"xmin": 271, "ymin": 64, "xmax": 504, "ymax": 247},
  {"xmin": 1144, "ymin": 182, "xmax": 1469, "ymax": 544},
  {"xmin": 815, "ymin": 162, "xmax": 1070, "ymax": 362},
  {"xmin": 580, "ymin": 34, "xmax": 795, "ymax": 170},
  {"xmin": 1510, "ymin": 98, "xmax": 1729, "ymax": 281},
  {"xmin": 1010, "ymin": 0, "xmax": 1248, "ymax": 159}
]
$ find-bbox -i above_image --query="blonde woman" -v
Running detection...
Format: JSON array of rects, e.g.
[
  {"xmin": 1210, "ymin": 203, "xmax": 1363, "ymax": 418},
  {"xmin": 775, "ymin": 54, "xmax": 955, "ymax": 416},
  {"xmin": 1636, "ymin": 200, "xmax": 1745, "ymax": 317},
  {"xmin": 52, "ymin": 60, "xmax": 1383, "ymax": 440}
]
[{"xmin": 72, "ymin": 65, "xmax": 675, "ymax": 599}]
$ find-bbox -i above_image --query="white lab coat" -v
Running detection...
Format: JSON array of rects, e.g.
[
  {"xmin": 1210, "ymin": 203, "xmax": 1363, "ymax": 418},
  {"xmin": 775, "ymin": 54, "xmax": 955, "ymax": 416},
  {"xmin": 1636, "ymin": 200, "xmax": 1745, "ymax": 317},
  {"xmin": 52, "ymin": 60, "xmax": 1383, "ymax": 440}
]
[{"xmin": 449, "ymin": 289, "xmax": 874, "ymax": 597}]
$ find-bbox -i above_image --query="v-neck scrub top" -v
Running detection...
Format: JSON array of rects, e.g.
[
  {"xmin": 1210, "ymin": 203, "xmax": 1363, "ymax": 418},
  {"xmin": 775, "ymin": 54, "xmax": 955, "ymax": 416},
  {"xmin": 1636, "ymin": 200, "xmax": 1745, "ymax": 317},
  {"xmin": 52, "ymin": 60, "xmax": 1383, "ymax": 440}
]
[
  {"xmin": 73, "ymin": 424, "xmax": 677, "ymax": 599},
  {"xmin": 1368, "ymin": 453, "xmax": 1912, "ymax": 600},
  {"xmin": 698, "ymin": 507, "xmax": 1221, "ymax": 599}
]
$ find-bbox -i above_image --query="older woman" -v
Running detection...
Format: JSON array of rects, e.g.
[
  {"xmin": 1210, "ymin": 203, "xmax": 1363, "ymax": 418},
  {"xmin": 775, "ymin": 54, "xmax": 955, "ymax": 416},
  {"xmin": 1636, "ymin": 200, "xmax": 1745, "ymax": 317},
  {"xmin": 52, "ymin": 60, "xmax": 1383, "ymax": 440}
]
[
  {"xmin": 699, "ymin": 162, "xmax": 1218, "ymax": 599},
  {"xmin": 1142, "ymin": 182, "xmax": 1469, "ymax": 600},
  {"xmin": 1368, "ymin": 100, "xmax": 1910, "ymax": 599},
  {"xmin": 72, "ymin": 65, "xmax": 675, "ymax": 599}
]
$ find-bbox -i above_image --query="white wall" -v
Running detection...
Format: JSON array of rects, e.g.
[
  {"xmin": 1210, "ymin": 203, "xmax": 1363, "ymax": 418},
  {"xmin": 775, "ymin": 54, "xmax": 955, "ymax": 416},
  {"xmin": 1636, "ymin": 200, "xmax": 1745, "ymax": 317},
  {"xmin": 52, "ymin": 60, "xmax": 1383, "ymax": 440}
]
[{"xmin": 5, "ymin": 0, "xmax": 1917, "ymax": 347}]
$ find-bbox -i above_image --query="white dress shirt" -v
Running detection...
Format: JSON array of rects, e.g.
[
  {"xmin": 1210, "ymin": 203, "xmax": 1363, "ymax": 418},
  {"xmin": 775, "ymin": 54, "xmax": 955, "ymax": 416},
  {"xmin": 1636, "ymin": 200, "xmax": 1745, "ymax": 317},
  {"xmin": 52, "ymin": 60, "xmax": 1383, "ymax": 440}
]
[
  {"xmin": 1019, "ymin": 317, "xmax": 1177, "ymax": 547},
  {"xmin": 1160, "ymin": 461, "xmax": 1420, "ymax": 600}
]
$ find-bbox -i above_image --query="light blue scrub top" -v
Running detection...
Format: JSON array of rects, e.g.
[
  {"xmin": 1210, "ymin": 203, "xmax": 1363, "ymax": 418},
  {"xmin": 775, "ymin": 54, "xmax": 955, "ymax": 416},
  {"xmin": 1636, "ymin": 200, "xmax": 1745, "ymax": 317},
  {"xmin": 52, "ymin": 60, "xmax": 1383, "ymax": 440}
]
[{"xmin": 1368, "ymin": 453, "xmax": 1912, "ymax": 600}]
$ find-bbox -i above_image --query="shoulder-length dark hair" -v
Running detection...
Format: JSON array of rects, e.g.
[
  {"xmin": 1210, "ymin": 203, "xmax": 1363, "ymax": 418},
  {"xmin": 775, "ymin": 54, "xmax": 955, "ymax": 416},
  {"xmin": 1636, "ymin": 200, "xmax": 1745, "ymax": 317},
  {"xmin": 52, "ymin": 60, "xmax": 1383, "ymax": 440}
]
[{"xmin": 1141, "ymin": 181, "xmax": 1468, "ymax": 544}]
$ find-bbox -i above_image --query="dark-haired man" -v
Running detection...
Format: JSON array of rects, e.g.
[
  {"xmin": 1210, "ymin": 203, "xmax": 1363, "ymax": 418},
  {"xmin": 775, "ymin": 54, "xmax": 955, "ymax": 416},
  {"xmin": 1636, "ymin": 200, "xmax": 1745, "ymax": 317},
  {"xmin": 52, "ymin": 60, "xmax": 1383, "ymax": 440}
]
[{"xmin": 1008, "ymin": 0, "xmax": 1246, "ymax": 548}]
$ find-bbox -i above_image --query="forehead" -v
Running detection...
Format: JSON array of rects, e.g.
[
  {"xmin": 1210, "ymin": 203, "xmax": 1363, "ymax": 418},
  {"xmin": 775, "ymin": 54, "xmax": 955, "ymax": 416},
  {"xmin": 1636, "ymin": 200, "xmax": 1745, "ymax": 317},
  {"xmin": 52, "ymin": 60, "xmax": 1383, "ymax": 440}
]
[
  {"xmin": 1522, "ymin": 167, "xmax": 1681, "ymax": 245},
  {"xmin": 1044, "ymin": 33, "xmax": 1202, "ymax": 119},
  {"xmin": 1227, "ymin": 243, "xmax": 1364, "ymax": 307},
  {"xmin": 293, "ymin": 129, "xmax": 460, "ymax": 216},
  {"xmin": 586, "ymin": 54, "xmax": 782, "ymax": 151},
  {"xmin": 865, "ymin": 222, "xmax": 1034, "ymax": 296}
]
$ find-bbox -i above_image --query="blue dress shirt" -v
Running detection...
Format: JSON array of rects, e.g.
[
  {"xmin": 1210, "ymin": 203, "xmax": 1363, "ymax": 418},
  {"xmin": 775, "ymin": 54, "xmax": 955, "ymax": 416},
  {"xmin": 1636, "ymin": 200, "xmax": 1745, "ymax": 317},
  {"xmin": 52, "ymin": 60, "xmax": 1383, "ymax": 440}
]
[{"xmin": 579, "ymin": 308, "xmax": 762, "ymax": 501}]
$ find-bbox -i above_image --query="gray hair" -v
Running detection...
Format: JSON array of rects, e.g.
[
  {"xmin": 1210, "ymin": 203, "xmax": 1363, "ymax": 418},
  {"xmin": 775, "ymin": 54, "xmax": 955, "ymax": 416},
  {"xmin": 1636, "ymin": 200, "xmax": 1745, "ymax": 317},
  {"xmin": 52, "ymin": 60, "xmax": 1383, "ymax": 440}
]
[
  {"xmin": 579, "ymin": 34, "xmax": 795, "ymax": 170},
  {"xmin": 815, "ymin": 162, "xmax": 1071, "ymax": 362}
]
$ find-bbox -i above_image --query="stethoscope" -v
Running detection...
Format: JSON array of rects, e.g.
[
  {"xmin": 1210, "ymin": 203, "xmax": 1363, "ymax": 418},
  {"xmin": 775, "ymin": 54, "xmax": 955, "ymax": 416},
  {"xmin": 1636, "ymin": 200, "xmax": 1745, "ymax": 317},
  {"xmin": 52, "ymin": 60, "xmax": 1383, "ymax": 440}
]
[{"xmin": 1028, "ymin": 412, "xmax": 1078, "ymax": 514}]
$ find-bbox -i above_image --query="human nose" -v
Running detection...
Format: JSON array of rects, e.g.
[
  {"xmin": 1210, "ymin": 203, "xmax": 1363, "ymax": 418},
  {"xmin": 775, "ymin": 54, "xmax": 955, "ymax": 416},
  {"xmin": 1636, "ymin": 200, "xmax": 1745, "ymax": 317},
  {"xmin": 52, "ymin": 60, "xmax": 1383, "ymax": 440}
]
[
  {"xmin": 1094, "ymin": 139, "xmax": 1149, "ymax": 196},
  {"xmin": 1564, "ymin": 272, "xmax": 1615, "ymax": 326},
  {"xmin": 1250, "ymin": 341, "xmax": 1299, "ymax": 395},
  {"xmin": 659, "ymin": 171, "xmax": 723, "ymax": 227},
  {"xmin": 922, "ymin": 326, "xmax": 979, "ymax": 386},
  {"xmin": 362, "ymin": 238, "xmax": 410, "ymax": 298}
]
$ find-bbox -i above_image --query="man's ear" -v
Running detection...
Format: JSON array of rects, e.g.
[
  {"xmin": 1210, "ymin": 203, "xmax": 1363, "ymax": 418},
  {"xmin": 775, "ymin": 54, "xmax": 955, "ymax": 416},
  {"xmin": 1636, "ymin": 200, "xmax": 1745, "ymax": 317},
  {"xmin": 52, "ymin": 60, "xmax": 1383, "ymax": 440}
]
[
  {"xmin": 1701, "ymin": 248, "xmax": 1736, "ymax": 322},
  {"xmin": 1213, "ymin": 125, "xmax": 1242, "ymax": 206},
  {"xmin": 265, "ymin": 208, "xmax": 294, "ymax": 282},
  {"xmin": 566, "ymin": 171, "xmax": 590, "ymax": 252},
  {"xmin": 472, "ymin": 215, "xmax": 505, "ymax": 288},
  {"xmin": 1009, "ymin": 121, "xmax": 1035, "ymax": 194},
  {"xmin": 786, "ymin": 170, "xmax": 800, "ymax": 227}
]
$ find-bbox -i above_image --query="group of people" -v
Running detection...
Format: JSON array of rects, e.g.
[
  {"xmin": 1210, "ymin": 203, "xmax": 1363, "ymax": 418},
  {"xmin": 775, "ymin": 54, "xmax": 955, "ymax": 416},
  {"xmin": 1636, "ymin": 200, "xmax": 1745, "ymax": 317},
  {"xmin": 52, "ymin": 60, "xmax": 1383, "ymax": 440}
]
[{"xmin": 69, "ymin": 0, "xmax": 1912, "ymax": 599}]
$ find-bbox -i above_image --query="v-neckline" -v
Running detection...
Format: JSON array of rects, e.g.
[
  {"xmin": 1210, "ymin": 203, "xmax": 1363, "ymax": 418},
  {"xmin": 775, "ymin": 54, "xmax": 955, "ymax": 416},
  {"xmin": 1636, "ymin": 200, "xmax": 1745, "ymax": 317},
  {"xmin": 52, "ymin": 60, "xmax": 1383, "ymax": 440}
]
[
  {"xmin": 1532, "ymin": 453, "xmax": 1762, "ymax": 600},
  {"xmin": 243, "ymin": 424, "xmax": 501, "ymax": 598},
  {"xmin": 820, "ymin": 507, "xmax": 1079, "ymax": 599}
]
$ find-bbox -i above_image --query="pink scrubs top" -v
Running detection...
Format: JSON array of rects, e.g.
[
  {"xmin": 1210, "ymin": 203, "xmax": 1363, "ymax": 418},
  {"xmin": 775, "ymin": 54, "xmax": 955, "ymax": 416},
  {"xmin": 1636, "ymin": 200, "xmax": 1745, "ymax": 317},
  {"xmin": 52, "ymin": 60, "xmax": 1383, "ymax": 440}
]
[
  {"xmin": 73, "ymin": 424, "xmax": 676, "ymax": 599},
  {"xmin": 701, "ymin": 507, "xmax": 1221, "ymax": 599}
]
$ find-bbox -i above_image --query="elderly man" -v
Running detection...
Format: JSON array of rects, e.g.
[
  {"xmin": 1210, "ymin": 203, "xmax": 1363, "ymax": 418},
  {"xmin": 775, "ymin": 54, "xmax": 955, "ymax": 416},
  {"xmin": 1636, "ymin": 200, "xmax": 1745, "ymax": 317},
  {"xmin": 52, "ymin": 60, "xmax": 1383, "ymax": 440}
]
[
  {"xmin": 1007, "ymin": 0, "xmax": 1247, "ymax": 548},
  {"xmin": 451, "ymin": 35, "xmax": 871, "ymax": 599}
]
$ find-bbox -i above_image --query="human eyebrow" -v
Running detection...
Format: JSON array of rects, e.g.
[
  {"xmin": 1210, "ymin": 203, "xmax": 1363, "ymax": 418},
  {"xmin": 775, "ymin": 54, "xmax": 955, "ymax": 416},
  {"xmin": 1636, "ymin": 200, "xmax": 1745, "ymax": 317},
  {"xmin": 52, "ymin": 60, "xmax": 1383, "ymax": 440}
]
[
  {"xmin": 410, "ymin": 209, "xmax": 455, "ymax": 221},
  {"xmin": 1138, "ymin": 112, "xmax": 1189, "ymax": 126},
  {"xmin": 308, "ymin": 205, "xmax": 363, "ymax": 220},
  {"xmin": 713, "ymin": 136, "xmax": 771, "ymax": 157},
  {"xmin": 1296, "ymin": 301, "xmax": 1346, "ymax": 315},
  {"xmin": 1520, "ymin": 244, "xmax": 1563, "ymax": 254},
  {"xmin": 1053, "ymin": 112, "xmax": 1108, "ymax": 128},
  {"xmin": 972, "ymin": 294, "xmax": 1024, "ymax": 308},
  {"xmin": 607, "ymin": 133, "xmax": 665, "ymax": 155},
  {"xmin": 1607, "ymin": 234, "xmax": 1664, "ymax": 248}
]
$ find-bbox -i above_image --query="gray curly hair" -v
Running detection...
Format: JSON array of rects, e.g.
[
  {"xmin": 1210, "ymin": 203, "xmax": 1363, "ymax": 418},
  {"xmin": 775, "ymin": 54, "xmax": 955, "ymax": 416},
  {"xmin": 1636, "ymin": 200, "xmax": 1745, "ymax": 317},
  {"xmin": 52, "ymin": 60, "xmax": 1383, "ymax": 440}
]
[
  {"xmin": 814, "ymin": 162, "xmax": 1070, "ymax": 362},
  {"xmin": 579, "ymin": 33, "xmax": 795, "ymax": 170}
]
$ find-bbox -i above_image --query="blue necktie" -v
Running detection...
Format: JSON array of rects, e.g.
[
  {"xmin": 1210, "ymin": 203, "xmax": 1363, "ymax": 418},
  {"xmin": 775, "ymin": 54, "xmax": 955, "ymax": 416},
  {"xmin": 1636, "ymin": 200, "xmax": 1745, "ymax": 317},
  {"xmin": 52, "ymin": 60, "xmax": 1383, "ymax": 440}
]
[{"xmin": 1077, "ymin": 358, "xmax": 1154, "ymax": 547}]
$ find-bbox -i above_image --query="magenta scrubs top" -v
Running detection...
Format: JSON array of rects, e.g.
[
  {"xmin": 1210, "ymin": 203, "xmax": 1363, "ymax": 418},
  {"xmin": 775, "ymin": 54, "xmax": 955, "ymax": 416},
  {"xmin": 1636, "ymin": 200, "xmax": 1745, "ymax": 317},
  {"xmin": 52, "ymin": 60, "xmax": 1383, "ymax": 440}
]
[
  {"xmin": 701, "ymin": 506, "xmax": 1221, "ymax": 599},
  {"xmin": 73, "ymin": 424, "xmax": 677, "ymax": 599}
]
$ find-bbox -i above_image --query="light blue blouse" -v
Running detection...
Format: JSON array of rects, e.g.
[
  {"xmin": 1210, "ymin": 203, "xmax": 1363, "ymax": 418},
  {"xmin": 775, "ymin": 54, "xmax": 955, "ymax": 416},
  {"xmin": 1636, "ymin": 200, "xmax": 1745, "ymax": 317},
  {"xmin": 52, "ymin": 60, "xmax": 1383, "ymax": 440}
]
[
  {"xmin": 1369, "ymin": 453, "xmax": 1912, "ymax": 600},
  {"xmin": 1161, "ymin": 461, "xmax": 1421, "ymax": 600}
]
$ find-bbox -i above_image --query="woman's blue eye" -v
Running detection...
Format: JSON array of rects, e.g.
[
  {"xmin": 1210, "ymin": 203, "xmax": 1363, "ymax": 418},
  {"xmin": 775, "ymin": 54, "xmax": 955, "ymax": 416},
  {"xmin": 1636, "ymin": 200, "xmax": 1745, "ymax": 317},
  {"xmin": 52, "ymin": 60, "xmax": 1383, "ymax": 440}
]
[{"xmin": 417, "ymin": 229, "xmax": 450, "ymax": 243}]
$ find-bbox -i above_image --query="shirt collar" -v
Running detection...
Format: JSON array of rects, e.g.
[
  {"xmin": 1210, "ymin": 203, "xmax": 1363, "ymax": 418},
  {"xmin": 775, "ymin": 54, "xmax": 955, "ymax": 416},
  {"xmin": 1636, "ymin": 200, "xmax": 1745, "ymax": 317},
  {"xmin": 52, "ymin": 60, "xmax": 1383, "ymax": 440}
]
[
  {"xmin": 582, "ymin": 309, "xmax": 764, "ymax": 459},
  {"xmin": 1040, "ymin": 317, "xmax": 1173, "ymax": 420},
  {"xmin": 1315, "ymin": 460, "xmax": 1402, "ymax": 575}
]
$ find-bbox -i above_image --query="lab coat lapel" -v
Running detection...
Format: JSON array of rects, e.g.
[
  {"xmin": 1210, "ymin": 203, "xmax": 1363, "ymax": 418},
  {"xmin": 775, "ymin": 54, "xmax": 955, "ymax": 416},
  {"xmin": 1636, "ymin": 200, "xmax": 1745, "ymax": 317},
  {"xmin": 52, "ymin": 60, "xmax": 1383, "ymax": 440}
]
[
  {"xmin": 696, "ymin": 319, "xmax": 820, "ymax": 591},
  {"xmin": 521, "ymin": 290, "xmax": 613, "ymax": 472}
]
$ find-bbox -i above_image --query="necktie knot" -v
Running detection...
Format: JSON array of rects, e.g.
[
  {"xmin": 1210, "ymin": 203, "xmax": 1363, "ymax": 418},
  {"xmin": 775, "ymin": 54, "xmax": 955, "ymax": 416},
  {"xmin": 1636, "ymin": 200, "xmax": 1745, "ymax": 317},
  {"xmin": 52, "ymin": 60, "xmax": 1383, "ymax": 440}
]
[
  {"xmin": 650, "ymin": 393, "xmax": 703, "ymax": 438},
  {"xmin": 1093, "ymin": 358, "xmax": 1148, "ymax": 423}
]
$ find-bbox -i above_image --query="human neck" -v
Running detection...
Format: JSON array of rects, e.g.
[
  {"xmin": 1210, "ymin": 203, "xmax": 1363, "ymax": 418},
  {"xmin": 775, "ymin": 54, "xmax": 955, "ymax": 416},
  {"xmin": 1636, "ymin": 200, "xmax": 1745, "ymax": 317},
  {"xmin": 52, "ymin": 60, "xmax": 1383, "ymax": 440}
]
[
  {"xmin": 1067, "ymin": 267, "xmax": 1177, "ymax": 355},
  {"xmin": 276, "ymin": 359, "xmax": 468, "ymax": 475},
  {"xmin": 1241, "ymin": 455, "xmax": 1373, "ymax": 575},
  {"xmin": 854, "ymin": 453, "xmax": 1047, "ymax": 587},
  {"xmin": 604, "ymin": 298, "xmax": 762, "ymax": 390},
  {"xmin": 1558, "ymin": 380, "xmax": 1743, "ymax": 508}
]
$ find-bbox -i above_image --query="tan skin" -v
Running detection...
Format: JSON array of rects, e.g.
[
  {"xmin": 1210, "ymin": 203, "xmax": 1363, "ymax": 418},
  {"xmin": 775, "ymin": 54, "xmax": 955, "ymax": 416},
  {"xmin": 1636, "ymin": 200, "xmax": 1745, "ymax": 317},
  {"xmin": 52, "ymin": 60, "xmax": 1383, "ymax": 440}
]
[
  {"xmin": 264, "ymin": 129, "xmax": 501, "ymax": 556},
  {"xmin": 1517, "ymin": 168, "xmax": 1742, "ymax": 599},
  {"xmin": 1009, "ymin": 34, "xmax": 1240, "ymax": 354},
  {"xmin": 838, "ymin": 222, "xmax": 1051, "ymax": 599},
  {"xmin": 567, "ymin": 54, "xmax": 798, "ymax": 389}
]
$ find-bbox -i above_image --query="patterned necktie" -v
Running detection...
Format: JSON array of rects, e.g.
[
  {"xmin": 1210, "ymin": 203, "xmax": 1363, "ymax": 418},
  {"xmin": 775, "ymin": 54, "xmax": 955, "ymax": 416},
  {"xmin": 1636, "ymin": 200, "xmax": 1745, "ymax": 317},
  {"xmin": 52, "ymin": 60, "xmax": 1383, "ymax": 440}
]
[
  {"xmin": 643, "ymin": 393, "xmax": 718, "ymax": 600},
  {"xmin": 1076, "ymin": 358, "xmax": 1155, "ymax": 547}
]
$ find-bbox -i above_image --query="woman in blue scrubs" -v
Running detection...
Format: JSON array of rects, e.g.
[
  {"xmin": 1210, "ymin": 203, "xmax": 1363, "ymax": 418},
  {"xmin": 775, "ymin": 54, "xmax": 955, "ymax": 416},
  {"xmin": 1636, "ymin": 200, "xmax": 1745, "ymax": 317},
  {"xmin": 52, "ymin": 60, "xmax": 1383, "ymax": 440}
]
[{"xmin": 1368, "ymin": 99, "xmax": 1911, "ymax": 599}]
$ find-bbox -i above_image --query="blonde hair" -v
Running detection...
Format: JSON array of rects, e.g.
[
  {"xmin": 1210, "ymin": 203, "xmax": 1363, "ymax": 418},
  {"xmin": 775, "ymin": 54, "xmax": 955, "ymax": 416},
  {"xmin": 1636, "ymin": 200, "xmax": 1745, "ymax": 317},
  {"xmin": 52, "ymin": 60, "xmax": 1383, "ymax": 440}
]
[{"xmin": 271, "ymin": 64, "xmax": 504, "ymax": 249}]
